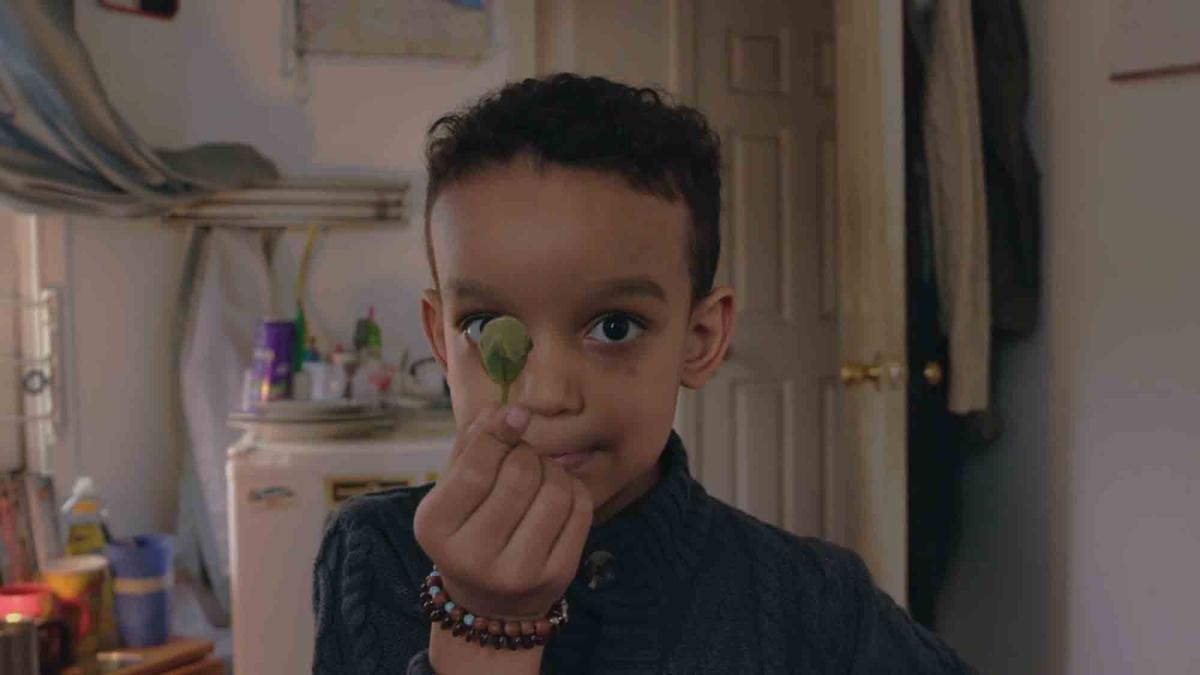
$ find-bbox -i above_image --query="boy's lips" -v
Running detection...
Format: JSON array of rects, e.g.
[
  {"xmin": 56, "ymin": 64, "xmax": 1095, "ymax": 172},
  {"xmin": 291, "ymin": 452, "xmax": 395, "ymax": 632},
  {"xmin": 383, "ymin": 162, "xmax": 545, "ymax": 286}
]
[
  {"xmin": 527, "ymin": 440, "xmax": 600, "ymax": 470},
  {"xmin": 545, "ymin": 449, "xmax": 595, "ymax": 471}
]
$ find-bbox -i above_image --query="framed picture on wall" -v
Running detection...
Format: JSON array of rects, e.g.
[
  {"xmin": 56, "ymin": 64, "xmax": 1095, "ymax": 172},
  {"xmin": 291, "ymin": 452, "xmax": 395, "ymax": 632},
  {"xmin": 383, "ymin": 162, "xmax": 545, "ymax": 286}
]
[
  {"xmin": 1109, "ymin": 0, "xmax": 1200, "ymax": 81},
  {"xmin": 294, "ymin": 0, "xmax": 491, "ymax": 61}
]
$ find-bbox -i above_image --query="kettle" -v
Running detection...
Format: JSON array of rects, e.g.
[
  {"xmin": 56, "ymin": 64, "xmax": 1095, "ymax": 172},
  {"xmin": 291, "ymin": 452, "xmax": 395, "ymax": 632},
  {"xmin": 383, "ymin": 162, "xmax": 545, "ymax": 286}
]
[
  {"xmin": 405, "ymin": 356, "xmax": 449, "ymax": 400},
  {"xmin": 0, "ymin": 616, "xmax": 39, "ymax": 674},
  {"xmin": 0, "ymin": 614, "xmax": 69, "ymax": 675}
]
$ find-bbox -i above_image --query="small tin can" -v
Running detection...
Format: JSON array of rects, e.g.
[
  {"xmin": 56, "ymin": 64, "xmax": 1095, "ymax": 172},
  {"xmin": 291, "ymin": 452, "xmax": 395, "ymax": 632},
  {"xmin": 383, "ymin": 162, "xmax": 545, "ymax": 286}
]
[{"xmin": 251, "ymin": 319, "xmax": 295, "ymax": 402}]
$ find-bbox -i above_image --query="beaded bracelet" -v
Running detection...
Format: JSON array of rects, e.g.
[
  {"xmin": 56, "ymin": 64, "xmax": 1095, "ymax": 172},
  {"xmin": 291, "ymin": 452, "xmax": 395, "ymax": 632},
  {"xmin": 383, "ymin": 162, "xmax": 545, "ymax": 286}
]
[{"xmin": 419, "ymin": 567, "xmax": 569, "ymax": 651}]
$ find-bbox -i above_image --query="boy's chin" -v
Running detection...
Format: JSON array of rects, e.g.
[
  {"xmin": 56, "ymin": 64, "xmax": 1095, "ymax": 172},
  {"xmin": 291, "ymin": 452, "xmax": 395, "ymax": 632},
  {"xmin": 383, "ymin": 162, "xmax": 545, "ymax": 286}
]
[{"xmin": 587, "ymin": 455, "xmax": 664, "ymax": 524}]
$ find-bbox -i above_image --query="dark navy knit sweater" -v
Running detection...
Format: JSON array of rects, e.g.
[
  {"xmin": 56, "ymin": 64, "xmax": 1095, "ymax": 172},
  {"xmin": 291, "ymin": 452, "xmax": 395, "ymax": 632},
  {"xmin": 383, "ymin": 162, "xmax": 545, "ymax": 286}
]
[{"xmin": 312, "ymin": 431, "xmax": 972, "ymax": 674}]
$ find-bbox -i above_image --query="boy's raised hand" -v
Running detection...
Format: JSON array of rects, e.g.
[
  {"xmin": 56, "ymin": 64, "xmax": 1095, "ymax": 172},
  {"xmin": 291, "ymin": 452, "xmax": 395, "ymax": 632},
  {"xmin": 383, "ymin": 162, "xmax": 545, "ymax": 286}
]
[{"xmin": 413, "ymin": 404, "xmax": 594, "ymax": 622}]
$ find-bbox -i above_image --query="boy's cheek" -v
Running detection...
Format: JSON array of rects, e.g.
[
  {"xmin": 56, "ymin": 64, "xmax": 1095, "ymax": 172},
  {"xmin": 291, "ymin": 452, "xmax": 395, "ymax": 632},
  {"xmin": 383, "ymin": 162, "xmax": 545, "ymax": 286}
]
[{"xmin": 443, "ymin": 350, "xmax": 484, "ymax": 424}]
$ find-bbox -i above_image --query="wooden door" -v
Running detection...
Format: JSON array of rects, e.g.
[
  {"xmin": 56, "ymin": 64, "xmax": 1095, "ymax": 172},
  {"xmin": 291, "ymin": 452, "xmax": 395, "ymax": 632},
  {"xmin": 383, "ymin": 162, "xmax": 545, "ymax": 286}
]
[{"xmin": 674, "ymin": 0, "xmax": 838, "ymax": 539}]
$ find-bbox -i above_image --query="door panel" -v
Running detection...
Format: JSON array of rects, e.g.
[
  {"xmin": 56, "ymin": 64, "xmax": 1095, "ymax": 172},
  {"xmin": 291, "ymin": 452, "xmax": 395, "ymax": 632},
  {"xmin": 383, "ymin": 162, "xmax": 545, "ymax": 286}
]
[{"xmin": 685, "ymin": 0, "xmax": 836, "ymax": 538}]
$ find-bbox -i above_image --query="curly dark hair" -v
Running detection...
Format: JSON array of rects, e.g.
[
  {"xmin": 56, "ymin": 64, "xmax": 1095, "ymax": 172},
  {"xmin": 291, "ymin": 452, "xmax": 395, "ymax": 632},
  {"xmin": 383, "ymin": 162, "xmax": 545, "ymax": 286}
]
[{"xmin": 423, "ymin": 73, "xmax": 722, "ymax": 305}]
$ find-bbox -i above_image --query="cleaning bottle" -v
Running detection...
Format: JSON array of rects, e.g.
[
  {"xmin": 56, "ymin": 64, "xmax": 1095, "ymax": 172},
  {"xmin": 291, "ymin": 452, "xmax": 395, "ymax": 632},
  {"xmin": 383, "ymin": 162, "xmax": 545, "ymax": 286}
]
[
  {"xmin": 328, "ymin": 343, "xmax": 356, "ymax": 400},
  {"xmin": 301, "ymin": 336, "xmax": 329, "ymax": 401},
  {"xmin": 61, "ymin": 477, "xmax": 111, "ymax": 556},
  {"xmin": 353, "ymin": 308, "xmax": 390, "ymax": 402}
]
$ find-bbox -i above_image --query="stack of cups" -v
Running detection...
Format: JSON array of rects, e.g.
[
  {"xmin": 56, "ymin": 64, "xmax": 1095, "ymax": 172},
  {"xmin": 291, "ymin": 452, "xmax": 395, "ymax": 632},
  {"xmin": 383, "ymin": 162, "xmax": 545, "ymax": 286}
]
[
  {"xmin": 105, "ymin": 535, "xmax": 173, "ymax": 648},
  {"xmin": 42, "ymin": 554, "xmax": 118, "ymax": 658}
]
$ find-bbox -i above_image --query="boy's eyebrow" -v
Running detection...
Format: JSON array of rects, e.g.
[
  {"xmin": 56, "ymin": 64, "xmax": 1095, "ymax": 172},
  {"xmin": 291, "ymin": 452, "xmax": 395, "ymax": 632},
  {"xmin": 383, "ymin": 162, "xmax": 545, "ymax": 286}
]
[{"xmin": 447, "ymin": 276, "xmax": 668, "ymax": 304}]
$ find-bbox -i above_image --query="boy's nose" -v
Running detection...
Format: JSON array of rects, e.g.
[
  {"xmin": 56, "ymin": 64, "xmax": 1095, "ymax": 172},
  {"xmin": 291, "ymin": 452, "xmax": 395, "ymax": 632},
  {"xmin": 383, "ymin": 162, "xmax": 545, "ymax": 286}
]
[{"xmin": 512, "ymin": 338, "xmax": 581, "ymax": 417}]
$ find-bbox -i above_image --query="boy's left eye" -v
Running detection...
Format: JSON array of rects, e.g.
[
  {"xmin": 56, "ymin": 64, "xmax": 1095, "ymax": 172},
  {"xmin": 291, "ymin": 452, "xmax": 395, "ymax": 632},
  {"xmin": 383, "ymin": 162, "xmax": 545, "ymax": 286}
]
[
  {"xmin": 587, "ymin": 314, "xmax": 645, "ymax": 344},
  {"xmin": 460, "ymin": 315, "xmax": 496, "ymax": 344},
  {"xmin": 460, "ymin": 313, "xmax": 645, "ymax": 346}
]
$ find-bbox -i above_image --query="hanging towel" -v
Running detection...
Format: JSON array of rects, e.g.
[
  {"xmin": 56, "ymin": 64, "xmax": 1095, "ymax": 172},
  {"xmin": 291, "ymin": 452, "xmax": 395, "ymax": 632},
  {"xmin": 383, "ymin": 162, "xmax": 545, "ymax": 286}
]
[{"xmin": 178, "ymin": 229, "xmax": 271, "ymax": 600}]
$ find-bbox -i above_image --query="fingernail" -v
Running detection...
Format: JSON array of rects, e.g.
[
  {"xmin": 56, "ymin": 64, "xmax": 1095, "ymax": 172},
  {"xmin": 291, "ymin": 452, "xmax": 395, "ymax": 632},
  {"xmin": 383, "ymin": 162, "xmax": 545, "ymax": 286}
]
[{"xmin": 505, "ymin": 405, "xmax": 530, "ymax": 430}]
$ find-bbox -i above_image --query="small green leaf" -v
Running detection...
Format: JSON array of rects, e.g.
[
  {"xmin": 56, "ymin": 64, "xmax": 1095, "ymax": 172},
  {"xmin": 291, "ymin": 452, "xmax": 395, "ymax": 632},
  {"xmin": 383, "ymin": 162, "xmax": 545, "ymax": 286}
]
[{"xmin": 480, "ymin": 316, "xmax": 532, "ymax": 404}]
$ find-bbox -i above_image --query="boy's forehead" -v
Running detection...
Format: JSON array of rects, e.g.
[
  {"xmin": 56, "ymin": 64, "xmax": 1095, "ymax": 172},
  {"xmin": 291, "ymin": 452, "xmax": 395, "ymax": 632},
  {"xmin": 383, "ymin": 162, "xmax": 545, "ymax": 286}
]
[{"xmin": 429, "ymin": 162, "xmax": 692, "ymax": 302}]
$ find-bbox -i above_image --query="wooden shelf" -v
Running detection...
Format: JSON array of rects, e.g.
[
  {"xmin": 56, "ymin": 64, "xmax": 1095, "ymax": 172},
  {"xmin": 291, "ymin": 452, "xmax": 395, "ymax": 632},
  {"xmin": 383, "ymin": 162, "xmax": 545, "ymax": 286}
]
[{"xmin": 63, "ymin": 636, "xmax": 217, "ymax": 675}]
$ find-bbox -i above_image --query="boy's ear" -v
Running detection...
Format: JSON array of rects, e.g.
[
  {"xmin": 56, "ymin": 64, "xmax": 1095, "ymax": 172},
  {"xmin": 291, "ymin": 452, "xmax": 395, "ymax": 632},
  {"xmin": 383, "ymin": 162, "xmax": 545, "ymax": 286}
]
[
  {"xmin": 680, "ymin": 285, "xmax": 735, "ymax": 389},
  {"xmin": 420, "ymin": 288, "xmax": 449, "ymax": 371}
]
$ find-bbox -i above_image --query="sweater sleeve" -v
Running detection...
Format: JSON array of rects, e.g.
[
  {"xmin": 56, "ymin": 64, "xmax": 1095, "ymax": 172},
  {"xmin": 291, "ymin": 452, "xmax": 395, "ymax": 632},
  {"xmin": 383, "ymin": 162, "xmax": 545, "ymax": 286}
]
[
  {"xmin": 406, "ymin": 651, "xmax": 437, "ymax": 674},
  {"xmin": 841, "ymin": 549, "xmax": 976, "ymax": 674},
  {"xmin": 312, "ymin": 499, "xmax": 435, "ymax": 674}
]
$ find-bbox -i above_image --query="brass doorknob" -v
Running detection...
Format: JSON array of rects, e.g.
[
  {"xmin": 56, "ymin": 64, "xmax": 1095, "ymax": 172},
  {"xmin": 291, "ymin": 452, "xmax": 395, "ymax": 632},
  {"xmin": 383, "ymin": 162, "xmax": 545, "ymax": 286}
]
[
  {"xmin": 840, "ymin": 362, "xmax": 882, "ymax": 387},
  {"xmin": 840, "ymin": 355, "xmax": 904, "ymax": 389},
  {"xmin": 923, "ymin": 361, "xmax": 944, "ymax": 386}
]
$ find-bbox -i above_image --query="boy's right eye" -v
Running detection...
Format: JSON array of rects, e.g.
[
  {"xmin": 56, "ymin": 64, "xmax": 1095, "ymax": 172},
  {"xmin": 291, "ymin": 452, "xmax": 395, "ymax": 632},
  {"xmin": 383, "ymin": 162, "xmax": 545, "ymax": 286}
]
[{"xmin": 460, "ymin": 315, "xmax": 496, "ymax": 344}]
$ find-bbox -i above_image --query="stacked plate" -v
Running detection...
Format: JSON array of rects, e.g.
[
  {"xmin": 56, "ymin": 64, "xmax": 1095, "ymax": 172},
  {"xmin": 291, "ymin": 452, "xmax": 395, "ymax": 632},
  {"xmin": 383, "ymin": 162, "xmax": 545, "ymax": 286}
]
[{"xmin": 229, "ymin": 400, "xmax": 398, "ymax": 441}]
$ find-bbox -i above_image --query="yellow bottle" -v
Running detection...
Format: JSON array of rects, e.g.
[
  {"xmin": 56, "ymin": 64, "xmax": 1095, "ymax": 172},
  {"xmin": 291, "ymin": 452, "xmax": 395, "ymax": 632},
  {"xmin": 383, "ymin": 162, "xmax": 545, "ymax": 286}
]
[{"xmin": 61, "ymin": 477, "xmax": 109, "ymax": 556}]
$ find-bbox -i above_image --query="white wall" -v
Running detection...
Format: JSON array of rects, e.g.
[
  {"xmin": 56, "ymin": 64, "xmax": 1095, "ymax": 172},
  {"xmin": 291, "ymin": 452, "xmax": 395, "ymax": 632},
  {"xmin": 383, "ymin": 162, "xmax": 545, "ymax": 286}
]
[
  {"xmin": 63, "ymin": 221, "xmax": 187, "ymax": 535},
  {"xmin": 58, "ymin": 1, "xmax": 533, "ymax": 535},
  {"xmin": 938, "ymin": 1, "xmax": 1200, "ymax": 673},
  {"xmin": 0, "ymin": 215, "xmax": 21, "ymax": 470}
]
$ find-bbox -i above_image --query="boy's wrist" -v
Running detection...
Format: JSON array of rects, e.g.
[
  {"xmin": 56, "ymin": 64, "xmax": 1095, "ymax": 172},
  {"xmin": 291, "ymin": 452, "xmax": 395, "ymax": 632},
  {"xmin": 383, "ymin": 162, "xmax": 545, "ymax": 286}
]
[{"xmin": 428, "ymin": 625, "xmax": 545, "ymax": 675}]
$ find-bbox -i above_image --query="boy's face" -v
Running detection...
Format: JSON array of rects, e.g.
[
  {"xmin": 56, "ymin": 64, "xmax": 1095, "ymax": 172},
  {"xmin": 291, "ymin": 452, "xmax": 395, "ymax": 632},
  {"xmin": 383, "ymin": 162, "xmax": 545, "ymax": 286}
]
[{"xmin": 421, "ymin": 159, "xmax": 733, "ymax": 522}]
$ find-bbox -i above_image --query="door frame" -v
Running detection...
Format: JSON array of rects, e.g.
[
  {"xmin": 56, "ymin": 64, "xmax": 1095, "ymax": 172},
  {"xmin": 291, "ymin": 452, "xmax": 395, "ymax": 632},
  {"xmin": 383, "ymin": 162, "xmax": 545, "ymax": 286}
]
[{"xmin": 828, "ymin": 0, "xmax": 908, "ymax": 605}]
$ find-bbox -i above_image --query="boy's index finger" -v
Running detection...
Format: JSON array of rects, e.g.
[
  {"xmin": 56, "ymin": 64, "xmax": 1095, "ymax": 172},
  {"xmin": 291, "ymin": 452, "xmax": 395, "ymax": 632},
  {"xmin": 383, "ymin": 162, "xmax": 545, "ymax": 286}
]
[
  {"xmin": 423, "ymin": 405, "xmax": 532, "ymax": 539},
  {"xmin": 448, "ymin": 405, "xmax": 530, "ymax": 479},
  {"xmin": 447, "ymin": 404, "xmax": 498, "ymax": 465}
]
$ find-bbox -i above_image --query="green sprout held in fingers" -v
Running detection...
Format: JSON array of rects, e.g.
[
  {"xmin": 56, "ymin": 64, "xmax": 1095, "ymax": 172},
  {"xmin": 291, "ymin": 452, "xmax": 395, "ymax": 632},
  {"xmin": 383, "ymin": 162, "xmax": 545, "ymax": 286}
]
[{"xmin": 480, "ymin": 316, "xmax": 532, "ymax": 405}]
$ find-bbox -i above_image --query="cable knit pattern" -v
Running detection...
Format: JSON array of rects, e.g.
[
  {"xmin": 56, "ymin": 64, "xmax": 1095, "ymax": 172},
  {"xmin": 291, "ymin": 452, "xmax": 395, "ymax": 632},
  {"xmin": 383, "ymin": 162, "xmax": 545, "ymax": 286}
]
[{"xmin": 313, "ymin": 431, "xmax": 974, "ymax": 674}]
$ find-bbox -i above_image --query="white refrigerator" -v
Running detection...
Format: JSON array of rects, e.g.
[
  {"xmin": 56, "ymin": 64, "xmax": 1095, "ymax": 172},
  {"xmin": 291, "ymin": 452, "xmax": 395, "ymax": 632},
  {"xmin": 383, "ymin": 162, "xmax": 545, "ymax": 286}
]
[{"xmin": 226, "ymin": 412, "xmax": 456, "ymax": 675}]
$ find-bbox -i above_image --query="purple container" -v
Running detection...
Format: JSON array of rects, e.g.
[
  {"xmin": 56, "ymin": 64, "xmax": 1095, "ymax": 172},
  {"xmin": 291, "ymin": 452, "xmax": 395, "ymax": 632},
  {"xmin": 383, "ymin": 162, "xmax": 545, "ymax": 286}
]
[{"xmin": 251, "ymin": 319, "xmax": 295, "ymax": 402}]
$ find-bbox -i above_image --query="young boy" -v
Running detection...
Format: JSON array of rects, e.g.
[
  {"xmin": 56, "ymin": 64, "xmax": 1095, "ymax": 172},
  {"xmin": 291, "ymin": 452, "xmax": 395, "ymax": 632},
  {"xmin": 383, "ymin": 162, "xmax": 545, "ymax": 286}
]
[{"xmin": 313, "ymin": 73, "xmax": 972, "ymax": 674}]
